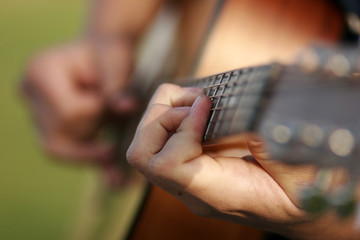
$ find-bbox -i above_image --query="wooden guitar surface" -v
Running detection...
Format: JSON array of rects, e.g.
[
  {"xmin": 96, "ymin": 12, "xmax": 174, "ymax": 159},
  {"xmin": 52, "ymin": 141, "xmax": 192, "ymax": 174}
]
[{"xmin": 127, "ymin": 0, "xmax": 344, "ymax": 239}]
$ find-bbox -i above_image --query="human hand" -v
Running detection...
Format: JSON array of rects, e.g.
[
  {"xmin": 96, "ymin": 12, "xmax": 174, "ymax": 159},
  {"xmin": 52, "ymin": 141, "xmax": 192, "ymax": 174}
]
[
  {"xmin": 21, "ymin": 39, "xmax": 137, "ymax": 186},
  {"xmin": 127, "ymin": 84, "xmax": 359, "ymax": 239}
]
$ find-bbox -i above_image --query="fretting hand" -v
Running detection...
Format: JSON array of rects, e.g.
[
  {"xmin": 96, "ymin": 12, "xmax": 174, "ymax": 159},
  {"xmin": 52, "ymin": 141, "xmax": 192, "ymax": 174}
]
[{"xmin": 127, "ymin": 83, "xmax": 359, "ymax": 240}]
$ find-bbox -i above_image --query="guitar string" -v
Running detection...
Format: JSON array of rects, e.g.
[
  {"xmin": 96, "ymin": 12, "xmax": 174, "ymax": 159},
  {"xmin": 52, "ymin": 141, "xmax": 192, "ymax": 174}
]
[{"xmin": 185, "ymin": 65, "xmax": 274, "ymax": 140}]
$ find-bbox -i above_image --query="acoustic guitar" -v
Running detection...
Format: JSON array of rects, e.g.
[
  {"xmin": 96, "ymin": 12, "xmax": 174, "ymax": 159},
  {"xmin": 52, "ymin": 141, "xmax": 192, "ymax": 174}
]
[{"xmin": 71, "ymin": 0, "xmax": 348, "ymax": 239}]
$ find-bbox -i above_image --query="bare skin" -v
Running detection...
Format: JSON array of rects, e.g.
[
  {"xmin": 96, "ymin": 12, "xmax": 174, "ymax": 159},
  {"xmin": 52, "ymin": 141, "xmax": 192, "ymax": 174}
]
[
  {"xmin": 127, "ymin": 84, "xmax": 360, "ymax": 240},
  {"xmin": 21, "ymin": 0, "xmax": 164, "ymax": 185},
  {"xmin": 22, "ymin": 0, "xmax": 360, "ymax": 238},
  {"xmin": 21, "ymin": 39, "xmax": 137, "ymax": 184}
]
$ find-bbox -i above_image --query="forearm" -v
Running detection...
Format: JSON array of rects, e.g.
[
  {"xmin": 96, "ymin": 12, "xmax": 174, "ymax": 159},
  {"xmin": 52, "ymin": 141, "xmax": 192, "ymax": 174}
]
[{"xmin": 88, "ymin": 0, "xmax": 166, "ymax": 41}]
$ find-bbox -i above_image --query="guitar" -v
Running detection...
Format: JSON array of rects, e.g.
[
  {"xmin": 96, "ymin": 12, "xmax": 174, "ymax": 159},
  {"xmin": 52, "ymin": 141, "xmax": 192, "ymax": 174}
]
[
  {"xmin": 71, "ymin": 0, "xmax": 348, "ymax": 239},
  {"xmin": 127, "ymin": 49, "xmax": 360, "ymax": 240}
]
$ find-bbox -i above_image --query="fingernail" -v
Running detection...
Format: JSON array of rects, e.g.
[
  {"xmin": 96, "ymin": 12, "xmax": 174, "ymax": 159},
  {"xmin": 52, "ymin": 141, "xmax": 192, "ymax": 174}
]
[
  {"xmin": 190, "ymin": 96, "xmax": 202, "ymax": 113},
  {"xmin": 248, "ymin": 139, "xmax": 262, "ymax": 148}
]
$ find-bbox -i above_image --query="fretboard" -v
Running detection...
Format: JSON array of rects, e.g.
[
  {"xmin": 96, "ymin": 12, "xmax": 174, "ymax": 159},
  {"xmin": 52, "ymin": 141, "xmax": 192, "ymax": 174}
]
[{"xmin": 184, "ymin": 64, "xmax": 281, "ymax": 141}]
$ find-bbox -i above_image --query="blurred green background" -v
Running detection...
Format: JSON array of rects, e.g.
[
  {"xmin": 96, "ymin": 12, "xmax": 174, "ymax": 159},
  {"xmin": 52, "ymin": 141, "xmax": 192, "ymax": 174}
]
[{"xmin": 0, "ymin": 0, "xmax": 97, "ymax": 239}]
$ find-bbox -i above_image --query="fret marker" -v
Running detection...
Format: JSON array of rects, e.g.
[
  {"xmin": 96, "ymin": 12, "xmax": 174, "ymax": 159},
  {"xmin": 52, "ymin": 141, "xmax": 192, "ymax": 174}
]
[
  {"xmin": 325, "ymin": 54, "xmax": 350, "ymax": 77},
  {"xmin": 328, "ymin": 129, "xmax": 355, "ymax": 157},
  {"xmin": 272, "ymin": 124, "xmax": 292, "ymax": 144},
  {"xmin": 301, "ymin": 124, "xmax": 324, "ymax": 147}
]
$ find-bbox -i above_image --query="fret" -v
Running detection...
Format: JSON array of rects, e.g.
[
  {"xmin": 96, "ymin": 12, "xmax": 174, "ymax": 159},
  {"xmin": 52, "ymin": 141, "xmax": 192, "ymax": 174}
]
[
  {"xmin": 214, "ymin": 74, "xmax": 224, "ymax": 85},
  {"xmin": 222, "ymin": 72, "xmax": 232, "ymax": 83},
  {"xmin": 228, "ymin": 68, "xmax": 264, "ymax": 133},
  {"xmin": 182, "ymin": 64, "xmax": 280, "ymax": 141},
  {"xmin": 215, "ymin": 69, "xmax": 253, "ymax": 138},
  {"xmin": 204, "ymin": 72, "xmax": 229, "ymax": 140},
  {"xmin": 204, "ymin": 70, "xmax": 242, "ymax": 140},
  {"xmin": 209, "ymin": 90, "xmax": 236, "ymax": 138},
  {"xmin": 204, "ymin": 81, "xmax": 227, "ymax": 90}
]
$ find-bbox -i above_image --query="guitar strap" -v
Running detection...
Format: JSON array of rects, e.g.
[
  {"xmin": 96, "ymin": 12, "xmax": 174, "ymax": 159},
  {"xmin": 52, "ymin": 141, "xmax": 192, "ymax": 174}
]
[{"xmin": 189, "ymin": 0, "xmax": 225, "ymax": 75}]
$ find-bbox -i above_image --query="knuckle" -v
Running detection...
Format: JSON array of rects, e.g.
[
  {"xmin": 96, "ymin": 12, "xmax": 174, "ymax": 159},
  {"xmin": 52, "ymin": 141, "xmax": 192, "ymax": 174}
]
[
  {"xmin": 144, "ymin": 103, "xmax": 170, "ymax": 122},
  {"xmin": 25, "ymin": 53, "xmax": 53, "ymax": 83},
  {"xmin": 156, "ymin": 83, "xmax": 181, "ymax": 95},
  {"xmin": 126, "ymin": 145, "xmax": 144, "ymax": 169},
  {"xmin": 22, "ymin": 55, "xmax": 57, "ymax": 97},
  {"xmin": 147, "ymin": 102, "xmax": 161, "ymax": 113},
  {"xmin": 147, "ymin": 103, "xmax": 167, "ymax": 114},
  {"xmin": 157, "ymin": 83, "xmax": 174, "ymax": 91},
  {"xmin": 178, "ymin": 138, "xmax": 202, "ymax": 157}
]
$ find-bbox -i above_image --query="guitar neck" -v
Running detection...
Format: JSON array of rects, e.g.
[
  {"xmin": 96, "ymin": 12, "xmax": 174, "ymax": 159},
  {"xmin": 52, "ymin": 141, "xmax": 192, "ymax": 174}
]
[{"xmin": 184, "ymin": 64, "xmax": 282, "ymax": 141}]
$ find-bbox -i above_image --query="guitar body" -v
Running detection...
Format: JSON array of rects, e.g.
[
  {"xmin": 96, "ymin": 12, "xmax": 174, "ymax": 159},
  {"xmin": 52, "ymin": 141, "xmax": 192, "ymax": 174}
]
[{"xmin": 127, "ymin": 0, "xmax": 344, "ymax": 239}]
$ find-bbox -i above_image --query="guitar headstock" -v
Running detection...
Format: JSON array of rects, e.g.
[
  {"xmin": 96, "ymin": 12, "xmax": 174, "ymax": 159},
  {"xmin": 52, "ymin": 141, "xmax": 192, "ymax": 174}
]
[
  {"xmin": 258, "ymin": 46, "xmax": 360, "ymax": 173},
  {"xmin": 183, "ymin": 47, "xmax": 360, "ymax": 217},
  {"xmin": 256, "ymin": 46, "xmax": 360, "ymax": 217}
]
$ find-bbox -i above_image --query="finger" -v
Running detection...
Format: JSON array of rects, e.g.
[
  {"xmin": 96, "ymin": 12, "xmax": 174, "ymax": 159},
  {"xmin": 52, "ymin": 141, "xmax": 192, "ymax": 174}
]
[
  {"xmin": 44, "ymin": 67, "xmax": 102, "ymax": 137},
  {"xmin": 20, "ymin": 78, "xmax": 58, "ymax": 137},
  {"xmin": 43, "ymin": 138, "xmax": 114, "ymax": 164},
  {"xmin": 101, "ymin": 162, "xmax": 126, "ymax": 188},
  {"xmin": 127, "ymin": 85, "xmax": 207, "ymax": 173},
  {"xmin": 149, "ymin": 83, "xmax": 203, "ymax": 107},
  {"xmin": 96, "ymin": 39, "xmax": 134, "ymax": 104},
  {"xmin": 28, "ymin": 59, "xmax": 102, "ymax": 133},
  {"xmin": 149, "ymin": 95, "xmax": 212, "ymax": 175},
  {"xmin": 127, "ymin": 105, "xmax": 191, "ymax": 173},
  {"xmin": 110, "ymin": 91, "xmax": 139, "ymax": 115},
  {"xmin": 247, "ymin": 139, "xmax": 272, "ymax": 161}
]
